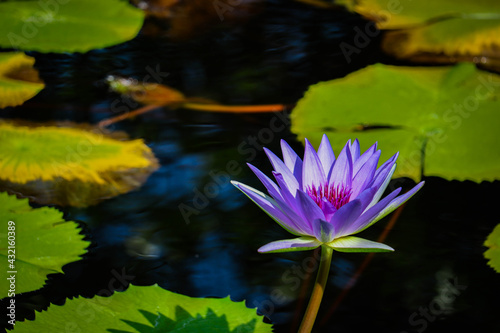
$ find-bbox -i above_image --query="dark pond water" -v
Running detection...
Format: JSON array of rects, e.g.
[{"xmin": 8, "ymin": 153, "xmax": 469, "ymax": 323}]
[{"xmin": 1, "ymin": 1, "xmax": 499, "ymax": 332}]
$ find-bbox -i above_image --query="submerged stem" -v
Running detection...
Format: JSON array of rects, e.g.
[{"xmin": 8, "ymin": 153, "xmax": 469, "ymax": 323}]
[
  {"xmin": 98, "ymin": 104, "xmax": 165, "ymax": 127},
  {"xmin": 298, "ymin": 245, "xmax": 333, "ymax": 333},
  {"xmin": 97, "ymin": 102, "xmax": 288, "ymax": 128}
]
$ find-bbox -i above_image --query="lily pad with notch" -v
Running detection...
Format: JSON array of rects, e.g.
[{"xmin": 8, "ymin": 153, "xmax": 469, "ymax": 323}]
[
  {"xmin": 12, "ymin": 284, "xmax": 272, "ymax": 332},
  {"xmin": 291, "ymin": 63, "xmax": 500, "ymax": 183}
]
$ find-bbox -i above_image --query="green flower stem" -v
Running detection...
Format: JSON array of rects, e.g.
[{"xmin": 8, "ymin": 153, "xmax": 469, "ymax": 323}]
[{"xmin": 298, "ymin": 245, "xmax": 334, "ymax": 333}]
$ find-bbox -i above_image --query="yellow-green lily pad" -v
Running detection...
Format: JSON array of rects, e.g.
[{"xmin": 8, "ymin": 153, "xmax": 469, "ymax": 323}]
[
  {"xmin": 0, "ymin": 121, "xmax": 159, "ymax": 207},
  {"xmin": 0, "ymin": 52, "xmax": 44, "ymax": 108},
  {"xmin": 336, "ymin": 0, "xmax": 500, "ymax": 60}
]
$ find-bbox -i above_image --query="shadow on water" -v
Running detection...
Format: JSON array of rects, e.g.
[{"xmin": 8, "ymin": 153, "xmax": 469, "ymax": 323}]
[{"xmin": 1, "ymin": 0, "xmax": 499, "ymax": 332}]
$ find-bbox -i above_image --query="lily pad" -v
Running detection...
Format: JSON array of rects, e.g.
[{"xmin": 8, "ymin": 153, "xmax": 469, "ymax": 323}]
[
  {"xmin": 291, "ymin": 63, "xmax": 500, "ymax": 183},
  {"xmin": 107, "ymin": 75, "xmax": 187, "ymax": 106},
  {"xmin": 335, "ymin": 0, "xmax": 500, "ymax": 28},
  {"xmin": 0, "ymin": 52, "xmax": 44, "ymax": 108},
  {"xmin": 336, "ymin": 0, "xmax": 500, "ymax": 62},
  {"xmin": 0, "ymin": 192, "xmax": 89, "ymax": 298},
  {"xmin": 13, "ymin": 284, "xmax": 273, "ymax": 332},
  {"xmin": 0, "ymin": 121, "xmax": 159, "ymax": 207},
  {"xmin": 0, "ymin": 0, "xmax": 144, "ymax": 53},
  {"xmin": 484, "ymin": 224, "xmax": 500, "ymax": 273}
]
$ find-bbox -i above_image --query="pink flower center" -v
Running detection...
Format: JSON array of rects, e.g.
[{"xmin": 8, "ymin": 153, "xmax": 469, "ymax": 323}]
[{"xmin": 307, "ymin": 184, "xmax": 352, "ymax": 210}]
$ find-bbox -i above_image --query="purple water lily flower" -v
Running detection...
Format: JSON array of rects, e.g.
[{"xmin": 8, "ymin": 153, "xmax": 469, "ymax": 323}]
[{"xmin": 231, "ymin": 135, "xmax": 424, "ymax": 253}]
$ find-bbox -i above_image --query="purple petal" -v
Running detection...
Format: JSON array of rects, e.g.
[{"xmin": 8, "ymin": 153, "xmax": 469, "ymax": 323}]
[
  {"xmin": 281, "ymin": 140, "xmax": 303, "ymax": 188},
  {"xmin": 302, "ymin": 139, "xmax": 326, "ymax": 190},
  {"xmin": 321, "ymin": 198, "xmax": 337, "ymax": 221},
  {"xmin": 297, "ymin": 190, "xmax": 326, "ymax": 225},
  {"xmin": 273, "ymin": 173, "xmax": 313, "ymax": 235},
  {"xmin": 258, "ymin": 237, "xmax": 321, "ymax": 253},
  {"xmin": 275, "ymin": 201, "xmax": 314, "ymax": 235},
  {"xmin": 374, "ymin": 152, "xmax": 399, "ymax": 179},
  {"xmin": 231, "ymin": 181, "xmax": 304, "ymax": 236},
  {"xmin": 317, "ymin": 134, "xmax": 335, "ymax": 179},
  {"xmin": 247, "ymin": 163, "xmax": 283, "ymax": 201},
  {"xmin": 328, "ymin": 141, "xmax": 353, "ymax": 189},
  {"xmin": 264, "ymin": 147, "xmax": 300, "ymax": 194},
  {"xmin": 355, "ymin": 187, "xmax": 377, "ymax": 213},
  {"xmin": 273, "ymin": 172, "xmax": 298, "ymax": 205},
  {"xmin": 359, "ymin": 181, "xmax": 425, "ymax": 232},
  {"xmin": 346, "ymin": 187, "xmax": 402, "ymax": 235},
  {"xmin": 350, "ymin": 150, "xmax": 381, "ymax": 198},
  {"xmin": 350, "ymin": 139, "xmax": 360, "ymax": 161},
  {"xmin": 365, "ymin": 163, "xmax": 397, "ymax": 211},
  {"xmin": 354, "ymin": 142, "xmax": 377, "ymax": 176},
  {"xmin": 330, "ymin": 199, "xmax": 363, "ymax": 237},
  {"xmin": 327, "ymin": 236, "xmax": 394, "ymax": 252},
  {"xmin": 312, "ymin": 219, "xmax": 336, "ymax": 243}
]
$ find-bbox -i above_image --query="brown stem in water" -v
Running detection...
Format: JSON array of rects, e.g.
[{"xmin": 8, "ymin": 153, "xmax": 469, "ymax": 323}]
[
  {"xmin": 97, "ymin": 102, "xmax": 289, "ymax": 127},
  {"xmin": 182, "ymin": 102, "xmax": 287, "ymax": 113}
]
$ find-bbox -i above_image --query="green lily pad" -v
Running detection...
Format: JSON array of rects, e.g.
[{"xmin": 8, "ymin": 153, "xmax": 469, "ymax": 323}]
[
  {"xmin": 0, "ymin": 192, "xmax": 89, "ymax": 298},
  {"xmin": 13, "ymin": 284, "xmax": 273, "ymax": 332},
  {"xmin": 0, "ymin": 52, "xmax": 44, "ymax": 108},
  {"xmin": 291, "ymin": 63, "xmax": 500, "ymax": 182},
  {"xmin": 0, "ymin": 0, "xmax": 144, "ymax": 53},
  {"xmin": 484, "ymin": 224, "xmax": 500, "ymax": 273}
]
